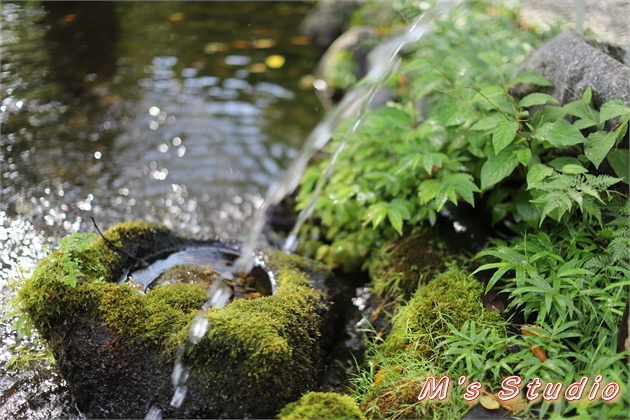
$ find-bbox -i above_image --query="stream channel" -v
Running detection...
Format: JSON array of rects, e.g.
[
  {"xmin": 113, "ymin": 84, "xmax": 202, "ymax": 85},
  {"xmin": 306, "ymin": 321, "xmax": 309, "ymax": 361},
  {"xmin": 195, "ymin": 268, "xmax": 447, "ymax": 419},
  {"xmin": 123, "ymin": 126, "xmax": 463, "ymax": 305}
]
[{"xmin": 0, "ymin": 2, "xmax": 326, "ymax": 417}]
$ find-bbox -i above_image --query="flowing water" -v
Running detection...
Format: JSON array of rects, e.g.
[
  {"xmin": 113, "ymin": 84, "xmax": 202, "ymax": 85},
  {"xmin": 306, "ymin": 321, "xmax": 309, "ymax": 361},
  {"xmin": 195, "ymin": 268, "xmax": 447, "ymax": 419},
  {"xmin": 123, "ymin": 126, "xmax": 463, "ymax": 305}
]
[
  {"xmin": 1, "ymin": 0, "xmax": 465, "ymax": 417},
  {"xmin": 0, "ymin": 2, "xmax": 321, "ymax": 417},
  {"xmin": 232, "ymin": 0, "xmax": 462, "ymax": 273}
]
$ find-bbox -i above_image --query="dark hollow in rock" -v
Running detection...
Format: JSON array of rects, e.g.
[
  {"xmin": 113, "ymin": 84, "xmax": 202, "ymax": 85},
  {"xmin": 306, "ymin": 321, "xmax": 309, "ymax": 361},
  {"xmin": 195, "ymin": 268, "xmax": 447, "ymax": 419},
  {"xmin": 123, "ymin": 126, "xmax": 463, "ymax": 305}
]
[{"xmin": 17, "ymin": 222, "xmax": 343, "ymax": 419}]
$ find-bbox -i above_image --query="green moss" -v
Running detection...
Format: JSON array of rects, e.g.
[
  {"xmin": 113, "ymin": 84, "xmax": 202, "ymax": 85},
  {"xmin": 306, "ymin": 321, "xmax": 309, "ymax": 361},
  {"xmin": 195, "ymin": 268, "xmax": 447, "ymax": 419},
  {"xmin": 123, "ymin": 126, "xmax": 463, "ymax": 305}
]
[
  {"xmin": 16, "ymin": 222, "xmax": 179, "ymax": 341},
  {"xmin": 16, "ymin": 222, "xmax": 339, "ymax": 417},
  {"xmin": 352, "ymin": 269, "xmax": 505, "ymax": 419},
  {"xmin": 278, "ymin": 392, "xmax": 365, "ymax": 420},
  {"xmin": 382, "ymin": 268, "xmax": 504, "ymax": 357},
  {"xmin": 369, "ymin": 228, "xmax": 450, "ymax": 303},
  {"xmin": 175, "ymin": 250, "xmax": 333, "ymax": 412}
]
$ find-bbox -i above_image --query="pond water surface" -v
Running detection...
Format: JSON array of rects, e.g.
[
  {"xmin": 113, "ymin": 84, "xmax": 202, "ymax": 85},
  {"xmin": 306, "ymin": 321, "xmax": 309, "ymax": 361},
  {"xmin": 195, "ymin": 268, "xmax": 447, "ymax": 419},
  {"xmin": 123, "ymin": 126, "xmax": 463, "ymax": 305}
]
[{"xmin": 0, "ymin": 2, "xmax": 322, "ymax": 417}]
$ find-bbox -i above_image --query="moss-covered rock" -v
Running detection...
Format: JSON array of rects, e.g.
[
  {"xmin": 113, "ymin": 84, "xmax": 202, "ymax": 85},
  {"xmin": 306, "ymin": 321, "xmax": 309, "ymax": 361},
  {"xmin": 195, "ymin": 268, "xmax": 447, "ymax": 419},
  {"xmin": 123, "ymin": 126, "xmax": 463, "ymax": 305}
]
[
  {"xmin": 17, "ymin": 222, "xmax": 342, "ymax": 418},
  {"xmin": 354, "ymin": 269, "xmax": 505, "ymax": 419},
  {"xmin": 278, "ymin": 391, "xmax": 365, "ymax": 420},
  {"xmin": 382, "ymin": 269, "xmax": 504, "ymax": 357}
]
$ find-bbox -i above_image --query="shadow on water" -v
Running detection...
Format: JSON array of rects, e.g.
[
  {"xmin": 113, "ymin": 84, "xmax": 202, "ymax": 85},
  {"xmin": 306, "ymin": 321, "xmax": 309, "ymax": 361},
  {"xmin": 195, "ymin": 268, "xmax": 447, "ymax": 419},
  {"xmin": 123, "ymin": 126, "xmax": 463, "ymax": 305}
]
[{"xmin": 1, "ymin": 2, "xmax": 323, "ymax": 417}]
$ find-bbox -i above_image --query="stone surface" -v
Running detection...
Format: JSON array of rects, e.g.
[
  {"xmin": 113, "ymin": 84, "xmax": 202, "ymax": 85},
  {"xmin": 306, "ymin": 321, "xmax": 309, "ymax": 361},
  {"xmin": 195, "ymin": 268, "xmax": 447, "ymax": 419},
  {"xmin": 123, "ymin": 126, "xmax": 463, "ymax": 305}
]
[
  {"xmin": 300, "ymin": 0, "xmax": 361, "ymax": 49},
  {"xmin": 519, "ymin": 0, "xmax": 630, "ymax": 47},
  {"xmin": 514, "ymin": 30, "xmax": 630, "ymax": 107},
  {"xmin": 18, "ymin": 222, "xmax": 343, "ymax": 419}
]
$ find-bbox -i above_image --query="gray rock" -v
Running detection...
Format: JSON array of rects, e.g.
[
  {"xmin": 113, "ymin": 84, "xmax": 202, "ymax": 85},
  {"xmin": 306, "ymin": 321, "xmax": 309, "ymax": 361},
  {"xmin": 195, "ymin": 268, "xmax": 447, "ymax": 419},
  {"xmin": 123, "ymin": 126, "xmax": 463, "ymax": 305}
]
[
  {"xmin": 514, "ymin": 30, "xmax": 630, "ymax": 107},
  {"xmin": 300, "ymin": 0, "xmax": 361, "ymax": 49}
]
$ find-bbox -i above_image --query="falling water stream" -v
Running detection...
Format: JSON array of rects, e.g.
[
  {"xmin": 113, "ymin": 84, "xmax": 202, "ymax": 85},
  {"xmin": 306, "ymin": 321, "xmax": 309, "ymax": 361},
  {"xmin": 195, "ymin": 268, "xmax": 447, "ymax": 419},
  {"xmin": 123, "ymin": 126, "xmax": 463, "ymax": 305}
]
[
  {"xmin": 160, "ymin": 0, "xmax": 463, "ymax": 417},
  {"xmin": 232, "ymin": 0, "xmax": 462, "ymax": 274},
  {"xmin": 0, "ymin": 0, "xmax": 467, "ymax": 417}
]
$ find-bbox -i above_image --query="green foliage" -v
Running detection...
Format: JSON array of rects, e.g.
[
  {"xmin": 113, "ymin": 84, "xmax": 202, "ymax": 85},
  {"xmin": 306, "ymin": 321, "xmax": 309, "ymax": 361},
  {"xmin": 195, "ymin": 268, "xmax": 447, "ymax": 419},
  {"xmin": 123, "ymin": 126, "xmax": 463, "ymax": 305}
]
[
  {"xmin": 44, "ymin": 232, "xmax": 103, "ymax": 287},
  {"xmin": 470, "ymin": 208, "xmax": 630, "ymax": 417},
  {"xmin": 278, "ymin": 392, "xmax": 365, "ymax": 420},
  {"xmin": 297, "ymin": 1, "xmax": 630, "ymax": 418},
  {"xmin": 296, "ymin": 0, "xmax": 628, "ymax": 270}
]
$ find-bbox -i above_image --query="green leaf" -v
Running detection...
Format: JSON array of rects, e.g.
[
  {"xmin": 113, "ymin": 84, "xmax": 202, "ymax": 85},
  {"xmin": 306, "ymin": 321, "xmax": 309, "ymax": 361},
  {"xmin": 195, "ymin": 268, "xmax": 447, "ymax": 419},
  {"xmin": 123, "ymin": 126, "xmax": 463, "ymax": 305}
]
[
  {"xmin": 561, "ymin": 164, "xmax": 589, "ymax": 174},
  {"xmin": 582, "ymin": 87, "xmax": 592, "ymax": 104},
  {"xmin": 607, "ymin": 149, "xmax": 629, "ymax": 183},
  {"xmin": 599, "ymin": 100, "xmax": 630, "ymax": 125},
  {"xmin": 470, "ymin": 113, "xmax": 506, "ymax": 131},
  {"xmin": 421, "ymin": 152, "xmax": 446, "ymax": 175},
  {"xmin": 517, "ymin": 148, "xmax": 532, "ymax": 166},
  {"xmin": 563, "ymin": 99, "xmax": 598, "ymax": 123},
  {"xmin": 572, "ymin": 118, "xmax": 598, "ymax": 130},
  {"xmin": 548, "ymin": 157, "xmax": 584, "ymax": 170},
  {"xmin": 475, "ymin": 86, "xmax": 513, "ymax": 113},
  {"xmin": 519, "ymin": 93, "xmax": 559, "ymax": 108},
  {"xmin": 532, "ymin": 119, "xmax": 587, "ymax": 147},
  {"xmin": 364, "ymin": 204, "xmax": 387, "ymax": 229},
  {"xmin": 481, "ymin": 147, "xmax": 520, "ymax": 190},
  {"xmin": 492, "ymin": 120, "xmax": 519, "ymax": 154},
  {"xmin": 511, "ymin": 71, "xmax": 553, "ymax": 87},
  {"xmin": 527, "ymin": 164, "xmax": 554, "ymax": 188},
  {"xmin": 387, "ymin": 208, "xmax": 404, "ymax": 235},
  {"xmin": 585, "ymin": 131, "xmax": 618, "ymax": 168}
]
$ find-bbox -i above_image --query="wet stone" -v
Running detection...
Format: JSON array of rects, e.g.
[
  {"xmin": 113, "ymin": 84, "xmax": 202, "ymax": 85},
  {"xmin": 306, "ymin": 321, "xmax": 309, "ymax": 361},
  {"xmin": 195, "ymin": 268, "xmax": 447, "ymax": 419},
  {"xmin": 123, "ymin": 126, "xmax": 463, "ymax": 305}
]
[
  {"xmin": 17, "ymin": 222, "xmax": 343, "ymax": 419},
  {"xmin": 149, "ymin": 264, "xmax": 224, "ymax": 289}
]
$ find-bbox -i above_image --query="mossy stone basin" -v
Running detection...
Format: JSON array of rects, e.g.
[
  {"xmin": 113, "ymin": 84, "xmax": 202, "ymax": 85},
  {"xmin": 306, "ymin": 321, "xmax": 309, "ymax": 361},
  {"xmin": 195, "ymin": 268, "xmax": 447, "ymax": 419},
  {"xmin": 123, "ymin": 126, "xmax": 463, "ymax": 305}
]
[{"xmin": 17, "ymin": 222, "xmax": 342, "ymax": 418}]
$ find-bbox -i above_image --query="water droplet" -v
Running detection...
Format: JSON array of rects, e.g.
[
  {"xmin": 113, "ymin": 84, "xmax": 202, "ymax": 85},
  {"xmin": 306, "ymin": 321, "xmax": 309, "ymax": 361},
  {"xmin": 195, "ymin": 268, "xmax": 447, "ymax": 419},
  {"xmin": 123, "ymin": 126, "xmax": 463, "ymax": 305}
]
[
  {"xmin": 189, "ymin": 315, "xmax": 208, "ymax": 344},
  {"xmin": 149, "ymin": 106, "xmax": 160, "ymax": 116},
  {"xmin": 145, "ymin": 405, "xmax": 162, "ymax": 420},
  {"xmin": 171, "ymin": 363, "xmax": 189, "ymax": 387},
  {"xmin": 170, "ymin": 386, "xmax": 187, "ymax": 408},
  {"xmin": 209, "ymin": 281, "xmax": 232, "ymax": 308}
]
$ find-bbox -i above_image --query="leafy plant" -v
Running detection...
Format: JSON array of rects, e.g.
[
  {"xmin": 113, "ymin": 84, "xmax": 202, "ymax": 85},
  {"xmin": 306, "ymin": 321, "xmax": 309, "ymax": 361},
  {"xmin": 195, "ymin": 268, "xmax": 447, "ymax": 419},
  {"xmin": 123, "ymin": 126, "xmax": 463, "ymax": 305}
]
[
  {"xmin": 296, "ymin": 1, "xmax": 630, "ymax": 419},
  {"xmin": 295, "ymin": 0, "xmax": 629, "ymax": 270}
]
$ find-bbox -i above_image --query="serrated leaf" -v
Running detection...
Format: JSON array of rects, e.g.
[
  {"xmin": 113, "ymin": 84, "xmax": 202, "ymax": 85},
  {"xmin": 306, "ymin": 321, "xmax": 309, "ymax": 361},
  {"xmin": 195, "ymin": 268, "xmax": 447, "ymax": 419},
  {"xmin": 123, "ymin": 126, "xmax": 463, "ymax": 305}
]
[
  {"xmin": 607, "ymin": 149, "xmax": 629, "ymax": 183},
  {"xmin": 519, "ymin": 93, "xmax": 559, "ymax": 108},
  {"xmin": 481, "ymin": 148, "xmax": 520, "ymax": 190},
  {"xmin": 421, "ymin": 152, "xmax": 446, "ymax": 175},
  {"xmin": 492, "ymin": 120, "xmax": 519, "ymax": 154},
  {"xmin": 470, "ymin": 113, "xmax": 506, "ymax": 131},
  {"xmin": 585, "ymin": 131, "xmax": 618, "ymax": 168},
  {"xmin": 447, "ymin": 172, "xmax": 480, "ymax": 206},
  {"xmin": 364, "ymin": 204, "xmax": 387, "ymax": 229},
  {"xmin": 517, "ymin": 148, "xmax": 532, "ymax": 166},
  {"xmin": 387, "ymin": 208, "xmax": 404, "ymax": 235},
  {"xmin": 561, "ymin": 164, "xmax": 589, "ymax": 174},
  {"xmin": 599, "ymin": 100, "xmax": 630, "ymax": 124},
  {"xmin": 527, "ymin": 164, "xmax": 554, "ymax": 189},
  {"xmin": 511, "ymin": 71, "xmax": 553, "ymax": 87},
  {"xmin": 532, "ymin": 119, "xmax": 586, "ymax": 147}
]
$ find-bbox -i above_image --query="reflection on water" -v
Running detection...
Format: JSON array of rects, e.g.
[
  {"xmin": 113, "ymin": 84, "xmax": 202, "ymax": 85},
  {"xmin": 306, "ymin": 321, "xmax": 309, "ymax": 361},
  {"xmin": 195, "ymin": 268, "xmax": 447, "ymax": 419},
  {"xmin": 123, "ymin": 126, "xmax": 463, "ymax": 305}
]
[{"xmin": 0, "ymin": 1, "xmax": 321, "ymax": 417}]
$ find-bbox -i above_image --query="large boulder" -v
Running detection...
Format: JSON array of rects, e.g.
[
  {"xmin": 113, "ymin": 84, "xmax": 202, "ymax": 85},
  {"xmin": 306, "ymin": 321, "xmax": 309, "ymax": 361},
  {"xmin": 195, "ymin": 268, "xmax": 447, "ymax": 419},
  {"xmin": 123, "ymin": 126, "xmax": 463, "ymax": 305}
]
[
  {"xmin": 17, "ymin": 222, "xmax": 342, "ymax": 418},
  {"xmin": 514, "ymin": 30, "xmax": 630, "ymax": 107}
]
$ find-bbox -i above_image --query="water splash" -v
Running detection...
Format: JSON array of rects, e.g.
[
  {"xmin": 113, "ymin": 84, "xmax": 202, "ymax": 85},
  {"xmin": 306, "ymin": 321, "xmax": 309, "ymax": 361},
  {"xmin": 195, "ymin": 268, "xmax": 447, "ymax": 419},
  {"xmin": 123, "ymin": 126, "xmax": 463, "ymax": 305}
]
[{"xmin": 232, "ymin": 0, "xmax": 462, "ymax": 273}]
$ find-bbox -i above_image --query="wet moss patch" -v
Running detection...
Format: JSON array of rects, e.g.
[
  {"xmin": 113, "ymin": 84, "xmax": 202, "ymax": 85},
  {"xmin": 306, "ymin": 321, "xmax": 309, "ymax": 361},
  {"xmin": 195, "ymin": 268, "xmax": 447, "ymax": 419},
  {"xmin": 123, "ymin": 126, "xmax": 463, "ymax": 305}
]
[
  {"xmin": 278, "ymin": 391, "xmax": 365, "ymax": 419},
  {"xmin": 16, "ymin": 222, "xmax": 342, "ymax": 418},
  {"xmin": 353, "ymin": 269, "xmax": 505, "ymax": 419},
  {"xmin": 382, "ymin": 269, "xmax": 504, "ymax": 358}
]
